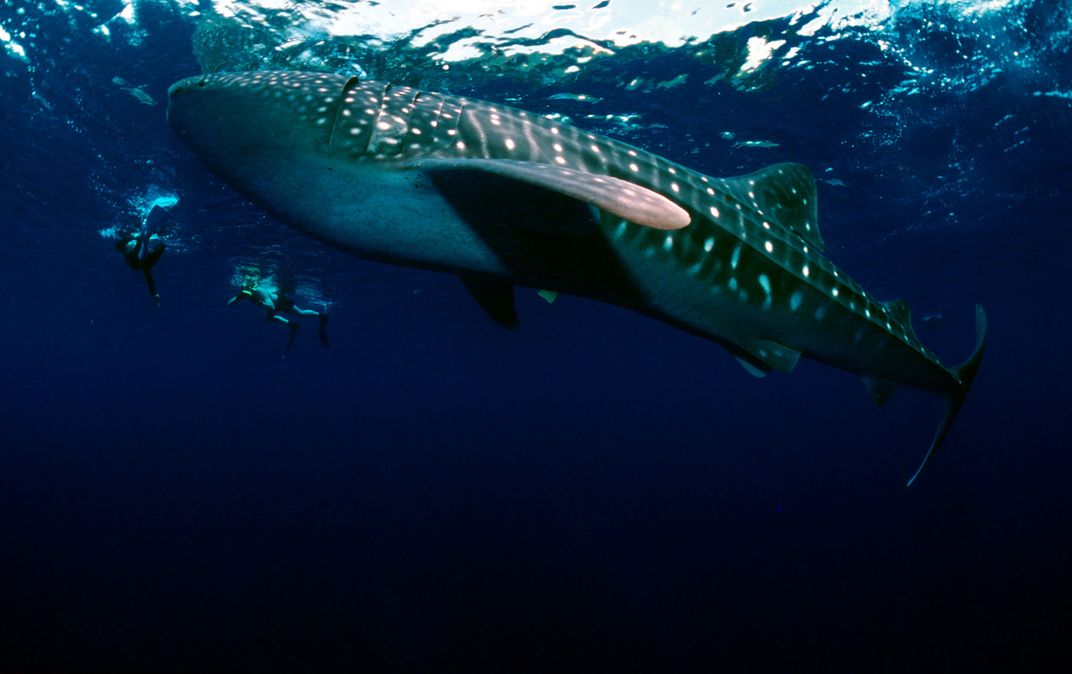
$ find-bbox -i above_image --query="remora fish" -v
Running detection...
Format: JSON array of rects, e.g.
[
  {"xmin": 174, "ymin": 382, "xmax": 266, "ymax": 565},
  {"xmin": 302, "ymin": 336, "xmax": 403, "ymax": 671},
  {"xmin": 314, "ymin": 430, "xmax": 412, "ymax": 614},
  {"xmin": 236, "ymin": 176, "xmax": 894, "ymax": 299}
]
[{"xmin": 167, "ymin": 71, "xmax": 987, "ymax": 485}]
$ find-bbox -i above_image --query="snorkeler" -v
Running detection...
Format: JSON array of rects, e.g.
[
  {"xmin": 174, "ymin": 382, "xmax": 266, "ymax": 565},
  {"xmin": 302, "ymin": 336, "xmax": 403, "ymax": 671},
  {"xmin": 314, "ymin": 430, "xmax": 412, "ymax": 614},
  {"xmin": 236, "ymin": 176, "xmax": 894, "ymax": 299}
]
[
  {"xmin": 117, "ymin": 231, "xmax": 165, "ymax": 305},
  {"xmin": 114, "ymin": 202, "xmax": 171, "ymax": 305},
  {"xmin": 227, "ymin": 280, "xmax": 330, "ymax": 356},
  {"xmin": 922, "ymin": 312, "xmax": 944, "ymax": 332}
]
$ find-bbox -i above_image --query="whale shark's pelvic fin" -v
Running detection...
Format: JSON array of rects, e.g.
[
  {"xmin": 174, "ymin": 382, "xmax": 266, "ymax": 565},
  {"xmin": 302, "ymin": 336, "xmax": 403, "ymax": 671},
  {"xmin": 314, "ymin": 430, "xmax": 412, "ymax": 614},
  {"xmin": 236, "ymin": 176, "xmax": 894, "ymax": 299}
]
[
  {"xmin": 460, "ymin": 275, "xmax": 519, "ymax": 329},
  {"xmin": 735, "ymin": 357, "xmax": 769, "ymax": 378},
  {"xmin": 862, "ymin": 376, "xmax": 898, "ymax": 406},
  {"xmin": 906, "ymin": 304, "xmax": 988, "ymax": 487},
  {"xmin": 537, "ymin": 290, "xmax": 558, "ymax": 304},
  {"xmin": 410, "ymin": 158, "xmax": 691, "ymax": 230},
  {"xmin": 731, "ymin": 337, "xmax": 801, "ymax": 378},
  {"xmin": 859, "ymin": 300, "xmax": 916, "ymax": 406},
  {"xmin": 747, "ymin": 338, "xmax": 801, "ymax": 374}
]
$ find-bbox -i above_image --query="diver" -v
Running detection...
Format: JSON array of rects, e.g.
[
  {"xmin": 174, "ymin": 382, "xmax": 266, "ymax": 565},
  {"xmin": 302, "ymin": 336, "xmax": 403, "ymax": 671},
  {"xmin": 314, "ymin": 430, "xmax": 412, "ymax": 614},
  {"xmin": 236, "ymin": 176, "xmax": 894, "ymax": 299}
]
[
  {"xmin": 227, "ymin": 279, "xmax": 331, "ymax": 357},
  {"xmin": 922, "ymin": 312, "xmax": 944, "ymax": 333},
  {"xmin": 114, "ymin": 203, "xmax": 171, "ymax": 306}
]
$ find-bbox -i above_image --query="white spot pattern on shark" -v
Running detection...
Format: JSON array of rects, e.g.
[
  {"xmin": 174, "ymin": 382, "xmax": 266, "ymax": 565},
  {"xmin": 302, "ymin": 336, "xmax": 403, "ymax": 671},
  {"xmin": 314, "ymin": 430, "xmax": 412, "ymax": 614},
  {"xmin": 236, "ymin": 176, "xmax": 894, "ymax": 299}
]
[{"xmin": 168, "ymin": 71, "xmax": 989, "ymax": 485}]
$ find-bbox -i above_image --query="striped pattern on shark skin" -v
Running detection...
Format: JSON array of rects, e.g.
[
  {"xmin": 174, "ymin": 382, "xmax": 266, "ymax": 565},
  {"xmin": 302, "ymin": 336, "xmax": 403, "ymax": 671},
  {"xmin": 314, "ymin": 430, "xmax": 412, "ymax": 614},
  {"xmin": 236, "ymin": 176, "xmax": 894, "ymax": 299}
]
[{"xmin": 168, "ymin": 71, "xmax": 988, "ymax": 485}]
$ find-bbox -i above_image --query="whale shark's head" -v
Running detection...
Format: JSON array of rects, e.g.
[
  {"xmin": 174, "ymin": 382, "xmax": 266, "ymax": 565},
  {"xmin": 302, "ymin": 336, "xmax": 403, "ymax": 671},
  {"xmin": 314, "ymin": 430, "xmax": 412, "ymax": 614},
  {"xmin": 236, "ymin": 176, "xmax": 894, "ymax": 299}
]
[{"xmin": 168, "ymin": 71, "xmax": 352, "ymax": 186}]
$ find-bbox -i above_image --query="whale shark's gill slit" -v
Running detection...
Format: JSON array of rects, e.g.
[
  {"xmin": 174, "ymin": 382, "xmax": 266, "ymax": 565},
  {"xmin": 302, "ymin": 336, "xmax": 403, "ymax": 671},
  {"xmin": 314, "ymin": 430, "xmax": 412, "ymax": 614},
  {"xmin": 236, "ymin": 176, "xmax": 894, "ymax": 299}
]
[
  {"xmin": 459, "ymin": 100, "xmax": 491, "ymax": 158},
  {"xmin": 401, "ymin": 88, "xmax": 421, "ymax": 136},
  {"xmin": 327, "ymin": 76, "xmax": 361, "ymax": 152},
  {"xmin": 521, "ymin": 116, "xmax": 540, "ymax": 159},
  {"xmin": 360, "ymin": 81, "xmax": 393, "ymax": 156},
  {"xmin": 368, "ymin": 82, "xmax": 410, "ymax": 156},
  {"xmin": 403, "ymin": 91, "xmax": 445, "ymax": 157},
  {"xmin": 453, "ymin": 99, "xmax": 472, "ymax": 153},
  {"xmin": 429, "ymin": 95, "xmax": 446, "ymax": 130}
]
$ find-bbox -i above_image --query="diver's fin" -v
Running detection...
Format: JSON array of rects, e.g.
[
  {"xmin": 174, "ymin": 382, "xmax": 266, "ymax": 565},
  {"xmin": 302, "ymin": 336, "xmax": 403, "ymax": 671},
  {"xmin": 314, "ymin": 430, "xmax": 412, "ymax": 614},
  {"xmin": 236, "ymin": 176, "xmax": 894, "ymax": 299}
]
[
  {"xmin": 142, "ymin": 269, "xmax": 160, "ymax": 307},
  {"xmin": 227, "ymin": 290, "xmax": 247, "ymax": 306},
  {"xmin": 318, "ymin": 313, "xmax": 331, "ymax": 349},
  {"xmin": 718, "ymin": 162, "xmax": 823, "ymax": 251},
  {"xmin": 410, "ymin": 158, "xmax": 691, "ymax": 230},
  {"xmin": 460, "ymin": 275, "xmax": 519, "ymax": 329},
  {"xmin": 144, "ymin": 202, "xmax": 174, "ymax": 232},
  {"xmin": 537, "ymin": 289, "xmax": 558, "ymax": 304},
  {"xmin": 731, "ymin": 338, "xmax": 800, "ymax": 378},
  {"xmin": 906, "ymin": 304, "xmax": 988, "ymax": 487},
  {"xmin": 283, "ymin": 322, "xmax": 300, "ymax": 358},
  {"xmin": 862, "ymin": 376, "xmax": 898, "ymax": 406}
]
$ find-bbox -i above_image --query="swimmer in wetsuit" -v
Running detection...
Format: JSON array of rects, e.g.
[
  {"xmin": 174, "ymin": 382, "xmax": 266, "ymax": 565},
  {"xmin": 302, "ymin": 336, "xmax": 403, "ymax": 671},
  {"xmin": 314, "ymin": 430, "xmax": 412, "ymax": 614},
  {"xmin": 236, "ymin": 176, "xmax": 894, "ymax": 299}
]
[
  {"xmin": 115, "ymin": 203, "xmax": 170, "ymax": 305},
  {"xmin": 228, "ymin": 280, "xmax": 330, "ymax": 356},
  {"xmin": 117, "ymin": 231, "xmax": 165, "ymax": 305}
]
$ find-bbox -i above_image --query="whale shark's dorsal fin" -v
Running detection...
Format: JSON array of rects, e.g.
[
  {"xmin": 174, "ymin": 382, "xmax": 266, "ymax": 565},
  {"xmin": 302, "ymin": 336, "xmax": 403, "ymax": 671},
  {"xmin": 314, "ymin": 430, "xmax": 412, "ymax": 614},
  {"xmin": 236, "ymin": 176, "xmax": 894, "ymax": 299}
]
[
  {"xmin": 720, "ymin": 162, "xmax": 823, "ymax": 252},
  {"xmin": 410, "ymin": 158, "xmax": 691, "ymax": 230},
  {"xmin": 882, "ymin": 299, "xmax": 919, "ymax": 342}
]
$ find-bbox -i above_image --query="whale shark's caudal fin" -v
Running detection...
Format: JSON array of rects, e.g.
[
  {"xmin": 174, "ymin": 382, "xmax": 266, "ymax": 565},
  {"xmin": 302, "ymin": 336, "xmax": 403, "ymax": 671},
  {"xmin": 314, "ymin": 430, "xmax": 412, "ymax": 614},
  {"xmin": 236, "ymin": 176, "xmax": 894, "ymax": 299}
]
[{"xmin": 906, "ymin": 304, "xmax": 988, "ymax": 487}]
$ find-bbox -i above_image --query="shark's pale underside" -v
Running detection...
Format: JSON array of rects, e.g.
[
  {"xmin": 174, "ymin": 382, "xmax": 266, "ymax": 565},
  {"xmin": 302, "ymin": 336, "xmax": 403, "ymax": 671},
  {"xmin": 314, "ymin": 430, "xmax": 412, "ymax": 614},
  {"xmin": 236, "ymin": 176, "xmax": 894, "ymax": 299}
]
[{"xmin": 168, "ymin": 71, "xmax": 987, "ymax": 485}]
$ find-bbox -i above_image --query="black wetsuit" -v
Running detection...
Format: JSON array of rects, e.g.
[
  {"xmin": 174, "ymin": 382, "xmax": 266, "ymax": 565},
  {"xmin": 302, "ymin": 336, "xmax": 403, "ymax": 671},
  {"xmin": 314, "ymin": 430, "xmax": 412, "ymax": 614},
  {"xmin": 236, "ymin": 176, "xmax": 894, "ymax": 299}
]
[{"xmin": 117, "ymin": 233, "xmax": 165, "ymax": 305}]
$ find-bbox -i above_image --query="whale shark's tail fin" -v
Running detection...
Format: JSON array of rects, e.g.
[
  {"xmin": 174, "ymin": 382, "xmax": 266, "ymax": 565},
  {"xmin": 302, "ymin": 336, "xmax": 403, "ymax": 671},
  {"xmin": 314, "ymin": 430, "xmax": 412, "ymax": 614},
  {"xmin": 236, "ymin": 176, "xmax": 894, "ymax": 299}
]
[{"xmin": 906, "ymin": 304, "xmax": 988, "ymax": 487}]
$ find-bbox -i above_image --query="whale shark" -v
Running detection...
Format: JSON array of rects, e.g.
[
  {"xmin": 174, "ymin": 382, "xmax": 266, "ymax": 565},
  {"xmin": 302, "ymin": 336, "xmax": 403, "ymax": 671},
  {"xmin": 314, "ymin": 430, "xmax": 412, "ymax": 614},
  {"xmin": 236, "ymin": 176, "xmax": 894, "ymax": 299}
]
[{"xmin": 167, "ymin": 71, "xmax": 987, "ymax": 485}]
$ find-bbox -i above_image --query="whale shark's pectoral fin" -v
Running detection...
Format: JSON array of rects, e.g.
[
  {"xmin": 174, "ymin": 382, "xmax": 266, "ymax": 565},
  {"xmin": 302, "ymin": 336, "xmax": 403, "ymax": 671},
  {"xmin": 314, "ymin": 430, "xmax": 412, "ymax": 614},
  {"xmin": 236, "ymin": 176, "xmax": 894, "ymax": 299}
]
[
  {"xmin": 409, "ymin": 158, "xmax": 691, "ymax": 230},
  {"xmin": 460, "ymin": 275, "xmax": 519, "ymax": 329},
  {"xmin": 750, "ymin": 338, "xmax": 801, "ymax": 373}
]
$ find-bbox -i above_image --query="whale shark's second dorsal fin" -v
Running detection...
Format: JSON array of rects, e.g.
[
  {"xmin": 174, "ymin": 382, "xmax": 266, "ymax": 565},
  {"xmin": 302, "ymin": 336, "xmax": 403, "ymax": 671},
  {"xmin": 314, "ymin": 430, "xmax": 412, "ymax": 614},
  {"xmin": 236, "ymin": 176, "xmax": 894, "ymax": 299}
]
[
  {"xmin": 882, "ymin": 299, "xmax": 919, "ymax": 343},
  {"xmin": 409, "ymin": 158, "xmax": 691, "ymax": 230},
  {"xmin": 720, "ymin": 163, "xmax": 823, "ymax": 252}
]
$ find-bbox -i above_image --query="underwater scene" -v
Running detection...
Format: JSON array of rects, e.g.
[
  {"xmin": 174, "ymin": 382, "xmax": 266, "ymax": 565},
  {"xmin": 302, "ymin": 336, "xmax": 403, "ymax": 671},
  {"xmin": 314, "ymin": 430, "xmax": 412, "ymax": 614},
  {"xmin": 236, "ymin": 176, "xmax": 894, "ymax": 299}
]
[{"xmin": 1, "ymin": 0, "xmax": 1070, "ymax": 670}]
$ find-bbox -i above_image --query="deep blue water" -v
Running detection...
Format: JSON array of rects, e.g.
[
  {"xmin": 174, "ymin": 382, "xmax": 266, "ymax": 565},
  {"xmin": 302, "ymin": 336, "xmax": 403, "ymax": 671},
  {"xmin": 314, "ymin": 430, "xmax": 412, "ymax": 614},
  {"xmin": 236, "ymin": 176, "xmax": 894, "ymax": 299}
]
[{"xmin": 1, "ymin": 0, "xmax": 1070, "ymax": 671}]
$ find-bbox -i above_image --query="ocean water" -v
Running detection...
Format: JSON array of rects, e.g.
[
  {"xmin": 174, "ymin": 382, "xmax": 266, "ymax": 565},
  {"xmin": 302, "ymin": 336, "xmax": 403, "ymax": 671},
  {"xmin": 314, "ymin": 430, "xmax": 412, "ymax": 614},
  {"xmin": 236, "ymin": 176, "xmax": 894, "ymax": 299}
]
[{"xmin": 1, "ymin": 0, "xmax": 1070, "ymax": 671}]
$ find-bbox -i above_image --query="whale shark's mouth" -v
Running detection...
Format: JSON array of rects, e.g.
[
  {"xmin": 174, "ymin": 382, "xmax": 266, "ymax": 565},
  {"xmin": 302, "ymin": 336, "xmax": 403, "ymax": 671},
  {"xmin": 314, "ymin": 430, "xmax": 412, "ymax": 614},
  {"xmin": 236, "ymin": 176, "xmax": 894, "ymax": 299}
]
[
  {"xmin": 167, "ymin": 75, "xmax": 207, "ymax": 104},
  {"xmin": 166, "ymin": 76, "xmax": 201, "ymax": 130}
]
